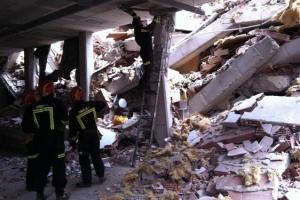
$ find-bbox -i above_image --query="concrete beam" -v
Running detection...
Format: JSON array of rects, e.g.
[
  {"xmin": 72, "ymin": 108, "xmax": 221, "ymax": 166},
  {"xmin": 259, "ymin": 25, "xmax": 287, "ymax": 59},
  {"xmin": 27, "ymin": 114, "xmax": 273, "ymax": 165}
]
[
  {"xmin": 268, "ymin": 37, "xmax": 300, "ymax": 66},
  {"xmin": 188, "ymin": 36, "xmax": 280, "ymax": 114},
  {"xmin": 24, "ymin": 48, "xmax": 37, "ymax": 90},
  {"xmin": 79, "ymin": 32, "xmax": 94, "ymax": 100},
  {"xmin": 151, "ymin": 0, "xmax": 204, "ymax": 15}
]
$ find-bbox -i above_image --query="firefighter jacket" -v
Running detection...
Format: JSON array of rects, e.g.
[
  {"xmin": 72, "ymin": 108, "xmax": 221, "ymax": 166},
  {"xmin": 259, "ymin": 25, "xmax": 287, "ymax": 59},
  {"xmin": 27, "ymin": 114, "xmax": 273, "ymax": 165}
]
[{"xmin": 69, "ymin": 100, "xmax": 106, "ymax": 142}]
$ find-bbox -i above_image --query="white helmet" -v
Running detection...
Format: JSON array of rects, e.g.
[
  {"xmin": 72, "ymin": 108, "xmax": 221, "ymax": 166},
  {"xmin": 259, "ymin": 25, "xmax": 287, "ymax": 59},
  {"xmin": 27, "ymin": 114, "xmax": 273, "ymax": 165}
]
[{"xmin": 118, "ymin": 98, "xmax": 127, "ymax": 108}]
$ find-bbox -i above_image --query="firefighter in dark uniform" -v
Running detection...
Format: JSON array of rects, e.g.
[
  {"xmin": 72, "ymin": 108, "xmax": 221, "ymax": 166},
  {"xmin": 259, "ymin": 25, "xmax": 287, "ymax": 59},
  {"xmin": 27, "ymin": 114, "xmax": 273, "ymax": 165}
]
[
  {"xmin": 122, "ymin": 8, "xmax": 158, "ymax": 90},
  {"xmin": 69, "ymin": 86, "xmax": 106, "ymax": 187},
  {"xmin": 22, "ymin": 89, "xmax": 39, "ymax": 191},
  {"xmin": 34, "ymin": 45, "xmax": 51, "ymax": 83},
  {"xmin": 31, "ymin": 81, "xmax": 68, "ymax": 200}
]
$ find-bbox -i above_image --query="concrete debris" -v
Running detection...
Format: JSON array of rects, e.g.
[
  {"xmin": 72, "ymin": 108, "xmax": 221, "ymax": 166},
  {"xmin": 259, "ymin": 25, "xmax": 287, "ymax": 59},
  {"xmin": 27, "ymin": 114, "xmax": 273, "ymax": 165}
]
[
  {"xmin": 231, "ymin": 93, "xmax": 264, "ymax": 113},
  {"xmin": 246, "ymin": 75, "xmax": 292, "ymax": 93},
  {"xmin": 189, "ymin": 36, "xmax": 280, "ymax": 114},
  {"xmin": 243, "ymin": 140, "xmax": 262, "ymax": 154},
  {"xmin": 241, "ymin": 96, "xmax": 300, "ymax": 126},
  {"xmin": 260, "ymin": 136, "xmax": 274, "ymax": 152},
  {"xmin": 227, "ymin": 147, "xmax": 248, "ymax": 157},
  {"xmin": 223, "ymin": 112, "xmax": 241, "ymax": 128}
]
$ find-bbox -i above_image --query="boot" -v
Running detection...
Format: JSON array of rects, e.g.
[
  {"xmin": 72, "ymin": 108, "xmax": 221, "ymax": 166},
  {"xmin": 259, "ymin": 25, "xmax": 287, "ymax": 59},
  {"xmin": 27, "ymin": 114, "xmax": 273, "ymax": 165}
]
[
  {"xmin": 98, "ymin": 176, "xmax": 106, "ymax": 184},
  {"xmin": 76, "ymin": 181, "xmax": 91, "ymax": 188},
  {"xmin": 56, "ymin": 192, "xmax": 69, "ymax": 200},
  {"xmin": 36, "ymin": 192, "xmax": 46, "ymax": 200}
]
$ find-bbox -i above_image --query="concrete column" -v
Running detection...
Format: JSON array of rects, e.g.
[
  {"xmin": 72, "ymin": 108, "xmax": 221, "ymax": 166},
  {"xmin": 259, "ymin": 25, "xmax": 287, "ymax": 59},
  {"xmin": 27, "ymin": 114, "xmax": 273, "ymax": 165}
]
[
  {"xmin": 150, "ymin": 13, "xmax": 175, "ymax": 147},
  {"xmin": 24, "ymin": 48, "xmax": 37, "ymax": 90},
  {"xmin": 79, "ymin": 32, "xmax": 94, "ymax": 100}
]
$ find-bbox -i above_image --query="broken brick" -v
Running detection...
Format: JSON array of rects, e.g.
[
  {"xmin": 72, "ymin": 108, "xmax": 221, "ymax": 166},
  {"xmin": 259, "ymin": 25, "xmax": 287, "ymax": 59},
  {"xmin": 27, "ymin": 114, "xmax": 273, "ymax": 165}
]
[
  {"xmin": 275, "ymin": 141, "xmax": 291, "ymax": 152},
  {"xmin": 224, "ymin": 143, "xmax": 236, "ymax": 151}
]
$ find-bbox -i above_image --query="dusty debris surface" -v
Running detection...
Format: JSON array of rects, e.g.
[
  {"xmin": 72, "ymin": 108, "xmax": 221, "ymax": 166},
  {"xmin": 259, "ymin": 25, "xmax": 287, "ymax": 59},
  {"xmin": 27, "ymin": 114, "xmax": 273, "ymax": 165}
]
[{"xmin": 0, "ymin": 154, "xmax": 131, "ymax": 200}]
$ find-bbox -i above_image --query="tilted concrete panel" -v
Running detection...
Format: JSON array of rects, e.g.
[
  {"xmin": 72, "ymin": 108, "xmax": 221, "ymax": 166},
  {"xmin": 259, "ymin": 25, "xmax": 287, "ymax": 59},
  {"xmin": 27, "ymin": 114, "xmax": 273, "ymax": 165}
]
[{"xmin": 188, "ymin": 36, "xmax": 280, "ymax": 114}]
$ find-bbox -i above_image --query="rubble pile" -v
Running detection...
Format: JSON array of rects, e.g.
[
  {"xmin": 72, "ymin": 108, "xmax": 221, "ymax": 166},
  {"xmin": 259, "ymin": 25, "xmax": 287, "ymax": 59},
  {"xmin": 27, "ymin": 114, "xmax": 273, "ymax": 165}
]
[{"xmin": 105, "ymin": 92, "xmax": 300, "ymax": 200}]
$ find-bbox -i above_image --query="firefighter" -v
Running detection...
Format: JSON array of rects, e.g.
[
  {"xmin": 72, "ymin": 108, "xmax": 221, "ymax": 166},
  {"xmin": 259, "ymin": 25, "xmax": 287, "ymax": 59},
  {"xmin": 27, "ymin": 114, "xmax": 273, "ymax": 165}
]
[
  {"xmin": 69, "ymin": 86, "xmax": 106, "ymax": 187},
  {"xmin": 121, "ymin": 7, "xmax": 158, "ymax": 90},
  {"xmin": 32, "ymin": 81, "xmax": 68, "ymax": 200},
  {"xmin": 21, "ymin": 89, "xmax": 38, "ymax": 191}
]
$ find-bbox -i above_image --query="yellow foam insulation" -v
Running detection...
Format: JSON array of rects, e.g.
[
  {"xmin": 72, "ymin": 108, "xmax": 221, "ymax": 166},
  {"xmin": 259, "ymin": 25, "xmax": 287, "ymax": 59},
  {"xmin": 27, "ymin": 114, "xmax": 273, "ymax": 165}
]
[
  {"xmin": 145, "ymin": 190, "xmax": 157, "ymax": 200},
  {"xmin": 290, "ymin": 148, "xmax": 300, "ymax": 161},
  {"xmin": 162, "ymin": 191, "xmax": 180, "ymax": 200},
  {"xmin": 121, "ymin": 172, "xmax": 139, "ymax": 187},
  {"xmin": 218, "ymin": 194, "xmax": 232, "ymax": 200},
  {"xmin": 103, "ymin": 196, "xmax": 124, "ymax": 200},
  {"xmin": 172, "ymin": 113, "xmax": 211, "ymax": 142},
  {"xmin": 241, "ymin": 166, "xmax": 261, "ymax": 186},
  {"xmin": 267, "ymin": 170, "xmax": 280, "ymax": 182},
  {"xmin": 273, "ymin": 0, "xmax": 300, "ymax": 25}
]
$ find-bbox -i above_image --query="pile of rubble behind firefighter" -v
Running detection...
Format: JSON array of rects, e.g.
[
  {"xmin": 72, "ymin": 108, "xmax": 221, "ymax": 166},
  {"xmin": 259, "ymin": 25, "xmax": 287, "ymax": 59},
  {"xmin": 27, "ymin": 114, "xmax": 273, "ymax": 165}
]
[{"xmin": 2, "ymin": 0, "xmax": 300, "ymax": 200}]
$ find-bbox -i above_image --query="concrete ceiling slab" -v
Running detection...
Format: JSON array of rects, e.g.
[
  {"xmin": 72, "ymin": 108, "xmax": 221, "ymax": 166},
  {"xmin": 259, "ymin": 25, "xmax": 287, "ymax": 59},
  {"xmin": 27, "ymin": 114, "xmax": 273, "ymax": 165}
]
[{"xmin": 0, "ymin": 0, "xmax": 209, "ymax": 55}]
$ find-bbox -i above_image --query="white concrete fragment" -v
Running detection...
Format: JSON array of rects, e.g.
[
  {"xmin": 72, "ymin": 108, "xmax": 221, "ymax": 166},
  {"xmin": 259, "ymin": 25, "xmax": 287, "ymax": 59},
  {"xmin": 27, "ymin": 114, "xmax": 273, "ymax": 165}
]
[
  {"xmin": 241, "ymin": 96, "xmax": 300, "ymax": 126},
  {"xmin": 124, "ymin": 38, "xmax": 140, "ymax": 52},
  {"xmin": 285, "ymin": 188, "xmax": 300, "ymax": 200},
  {"xmin": 223, "ymin": 112, "xmax": 241, "ymax": 128},
  {"xmin": 98, "ymin": 127, "xmax": 117, "ymax": 149},
  {"xmin": 243, "ymin": 140, "xmax": 262, "ymax": 153},
  {"xmin": 260, "ymin": 136, "xmax": 274, "ymax": 152},
  {"xmin": 261, "ymin": 123, "xmax": 282, "ymax": 136},
  {"xmin": 232, "ymin": 93, "xmax": 264, "ymax": 112},
  {"xmin": 187, "ymin": 130, "xmax": 203, "ymax": 146},
  {"xmin": 227, "ymin": 147, "xmax": 248, "ymax": 157}
]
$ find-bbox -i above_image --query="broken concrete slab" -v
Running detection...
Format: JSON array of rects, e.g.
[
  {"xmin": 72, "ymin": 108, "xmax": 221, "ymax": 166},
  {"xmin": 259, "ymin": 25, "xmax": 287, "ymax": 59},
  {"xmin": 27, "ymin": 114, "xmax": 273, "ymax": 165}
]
[
  {"xmin": 228, "ymin": 190, "xmax": 274, "ymax": 200},
  {"xmin": 169, "ymin": 1, "xmax": 285, "ymax": 69},
  {"xmin": 223, "ymin": 112, "xmax": 241, "ymax": 128},
  {"xmin": 216, "ymin": 174, "xmax": 277, "ymax": 193},
  {"xmin": 231, "ymin": 93, "xmax": 264, "ymax": 113},
  {"xmin": 241, "ymin": 96, "xmax": 300, "ymax": 127},
  {"xmin": 269, "ymin": 37, "xmax": 300, "ymax": 67},
  {"xmin": 260, "ymin": 136, "xmax": 274, "ymax": 152},
  {"xmin": 189, "ymin": 37, "xmax": 279, "ymax": 114},
  {"xmin": 248, "ymin": 75, "xmax": 292, "ymax": 93},
  {"xmin": 243, "ymin": 140, "xmax": 262, "ymax": 154},
  {"xmin": 187, "ymin": 130, "xmax": 203, "ymax": 146},
  {"xmin": 227, "ymin": 147, "xmax": 248, "ymax": 157},
  {"xmin": 215, "ymin": 152, "xmax": 290, "ymax": 176},
  {"xmin": 285, "ymin": 188, "xmax": 300, "ymax": 200},
  {"xmin": 261, "ymin": 124, "xmax": 282, "ymax": 136},
  {"xmin": 199, "ymin": 127, "xmax": 259, "ymax": 149}
]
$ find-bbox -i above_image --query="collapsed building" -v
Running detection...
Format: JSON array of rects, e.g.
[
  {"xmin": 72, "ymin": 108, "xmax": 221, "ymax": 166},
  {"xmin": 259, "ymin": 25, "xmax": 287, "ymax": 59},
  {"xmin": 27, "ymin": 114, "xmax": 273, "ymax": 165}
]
[{"xmin": 1, "ymin": 0, "xmax": 300, "ymax": 200}]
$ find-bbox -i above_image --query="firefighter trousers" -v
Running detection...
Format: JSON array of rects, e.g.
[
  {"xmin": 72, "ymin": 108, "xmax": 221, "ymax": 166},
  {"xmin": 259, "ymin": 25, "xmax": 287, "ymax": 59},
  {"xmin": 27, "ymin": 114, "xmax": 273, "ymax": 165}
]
[
  {"xmin": 78, "ymin": 130, "xmax": 105, "ymax": 184},
  {"xmin": 36, "ymin": 148, "xmax": 67, "ymax": 195},
  {"xmin": 26, "ymin": 141, "xmax": 39, "ymax": 190}
]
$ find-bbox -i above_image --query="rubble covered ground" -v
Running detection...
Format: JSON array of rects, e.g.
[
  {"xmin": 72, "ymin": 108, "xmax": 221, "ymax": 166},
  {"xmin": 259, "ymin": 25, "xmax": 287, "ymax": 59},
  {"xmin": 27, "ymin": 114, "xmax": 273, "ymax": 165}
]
[{"xmin": 2, "ymin": 0, "xmax": 300, "ymax": 200}]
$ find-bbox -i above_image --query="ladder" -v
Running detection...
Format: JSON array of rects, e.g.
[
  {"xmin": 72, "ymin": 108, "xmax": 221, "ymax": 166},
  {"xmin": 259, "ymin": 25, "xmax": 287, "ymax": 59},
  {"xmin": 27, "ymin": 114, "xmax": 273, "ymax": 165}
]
[{"xmin": 130, "ymin": 68, "xmax": 161, "ymax": 167}]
